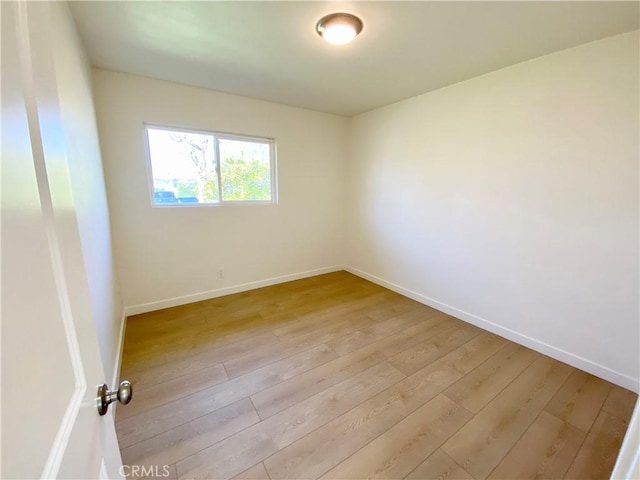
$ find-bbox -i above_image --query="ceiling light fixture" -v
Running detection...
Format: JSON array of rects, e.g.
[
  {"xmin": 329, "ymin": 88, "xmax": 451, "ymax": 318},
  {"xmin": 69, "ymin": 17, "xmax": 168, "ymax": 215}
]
[{"xmin": 316, "ymin": 13, "xmax": 363, "ymax": 46}]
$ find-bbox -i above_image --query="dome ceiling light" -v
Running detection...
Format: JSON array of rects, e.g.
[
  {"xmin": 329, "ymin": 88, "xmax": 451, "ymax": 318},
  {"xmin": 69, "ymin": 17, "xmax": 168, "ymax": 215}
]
[{"xmin": 316, "ymin": 13, "xmax": 363, "ymax": 46}]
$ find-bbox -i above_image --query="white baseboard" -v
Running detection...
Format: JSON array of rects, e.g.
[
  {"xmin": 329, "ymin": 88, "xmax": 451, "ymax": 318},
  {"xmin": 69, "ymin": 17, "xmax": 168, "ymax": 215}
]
[
  {"xmin": 111, "ymin": 310, "xmax": 127, "ymax": 388},
  {"xmin": 123, "ymin": 265, "xmax": 344, "ymax": 317},
  {"xmin": 345, "ymin": 266, "xmax": 639, "ymax": 393}
]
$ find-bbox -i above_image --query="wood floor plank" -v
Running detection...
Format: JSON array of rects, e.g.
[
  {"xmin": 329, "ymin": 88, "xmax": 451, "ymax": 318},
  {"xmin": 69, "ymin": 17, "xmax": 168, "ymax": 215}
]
[
  {"xmin": 120, "ymin": 398, "xmax": 260, "ymax": 469},
  {"xmin": 250, "ymin": 343, "xmax": 389, "ymax": 419},
  {"xmin": 124, "ymin": 273, "xmax": 367, "ymax": 363},
  {"xmin": 271, "ymin": 307, "xmax": 374, "ymax": 344},
  {"xmin": 222, "ymin": 293, "xmax": 417, "ymax": 379},
  {"xmin": 565, "ymin": 410, "xmax": 631, "ymax": 479},
  {"xmin": 443, "ymin": 342, "xmax": 539, "ymax": 413},
  {"xmin": 223, "ymin": 335, "xmax": 331, "ymax": 379},
  {"xmin": 359, "ymin": 313, "xmax": 458, "ymax": 360},
  {"xmin": 257, "ymin": 279, "xmax": 385, "ymax": 328},
  {"xmin": 319, "ymin": 395, "xmax": 472, "ymax": 480},
  {"xmin": 271, "ymin": 290, "xmax": 400, "ymax": 339},
  {"xmin": 175, "ymin": 362, "xmax": 405, "ymax": 479},
  {"xmin": 545, "ymin": 370, "xmax": 612, "ymax": 432},
  {"xmin": 440, "ymin": 331, "xmax": 508, "ymax": 375},
  {"xmin": 122, "ymin": 281, "xmax": 373, "ymax": 360},
  {"xmin": 251, "ymin": 316, "xmax": 454, "ymax": 420},
  {"xmin": 123, "ymin": 331, "xmax": 279, "ymax": 390},
  {"xmin": 123, "ymin": 312, "xmax": 267, "ymax": 360},
  {"xmin": 231, "ymin": 463, "xmax": 271, "ymax": 480},
  {"xmin": 405, "ymin": 449, "xmax": 474, "ymax": 480},
  {"xmin": 124, "ymin": 309, "xmax": 285, "ymax": 362},
  {"xmin": 117, "ymin": 363, "xmax": 228, "ymax": 421},
  {"xmin": 388, "ymin": 322, "xmax": 483, "ymax": 376},
  {"xmin": 271, "ymin": 295, "xmax": 424, "ymax": 354},
  {"xmin": 262, "ymin": 287, "xmax": 385, "ymax": 330},
  {"xmin": 326, "ymin": 308, "xmax": 436, "ymax": 356},
  {"xmin": 263, "ymin": 360, "xmax": 462, "ymax": 479},
  {"xmin": 122, "ymin": 274, "xmax": 379, "ymax": 363},
  {"xmin": 117, "ymin": 344, "xmax": 337, "ymax": 448},
  {"xmin": 223, "ymin": 306, "xmax": 408, "ymax": 378},
  {"xmin": 602, "ymin": 386, "xmax": 638, "ymax": 420},
  {"xmin": 487, "ymin": 411, "xmax": 585, "ymax": 479},
  {"xmin": 360, "ymin": 297, "xmax": 435, "ymax": 321},
  {"xmin": 441, "ymin": 356, "xmax": 572, "ymax": 479}
]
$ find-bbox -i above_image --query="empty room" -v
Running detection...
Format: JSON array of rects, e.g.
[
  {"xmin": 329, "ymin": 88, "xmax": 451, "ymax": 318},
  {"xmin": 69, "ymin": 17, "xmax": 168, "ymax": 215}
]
[{"xmin": 2, "ymin": 1, "xmax": 639, "ymax": 479}]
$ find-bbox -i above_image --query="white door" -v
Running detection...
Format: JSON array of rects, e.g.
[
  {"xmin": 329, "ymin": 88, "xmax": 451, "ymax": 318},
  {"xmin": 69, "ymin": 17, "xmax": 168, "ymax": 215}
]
[{"xmin": 2, "ymin": 2, "xmax": 124, "ymax": 478}]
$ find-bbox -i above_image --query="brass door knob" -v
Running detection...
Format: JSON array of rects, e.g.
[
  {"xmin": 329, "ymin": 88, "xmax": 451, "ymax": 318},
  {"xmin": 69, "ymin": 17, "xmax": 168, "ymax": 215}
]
[{"xmin": 97, "ymin": 380, "xmax": 133, "ymax": 416}]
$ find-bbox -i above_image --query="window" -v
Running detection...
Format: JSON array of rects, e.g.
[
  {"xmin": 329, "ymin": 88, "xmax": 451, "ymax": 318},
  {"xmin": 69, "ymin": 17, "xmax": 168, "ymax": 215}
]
[{"xmin": 145, "ymin": 125, "xmax": 276, "ymax": 206}]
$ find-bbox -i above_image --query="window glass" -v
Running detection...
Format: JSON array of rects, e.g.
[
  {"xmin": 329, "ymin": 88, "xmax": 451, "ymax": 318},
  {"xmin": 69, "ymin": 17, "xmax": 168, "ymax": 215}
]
[{"xmin": 146, "ymin": 126, "xmax": 275, "ymax": 206}]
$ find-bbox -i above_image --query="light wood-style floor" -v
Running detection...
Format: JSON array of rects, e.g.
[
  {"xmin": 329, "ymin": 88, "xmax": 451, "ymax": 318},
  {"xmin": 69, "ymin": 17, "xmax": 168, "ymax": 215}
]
[{"xmin": 117, "ymin": 272, "xmax": 637, "ymax": 480}]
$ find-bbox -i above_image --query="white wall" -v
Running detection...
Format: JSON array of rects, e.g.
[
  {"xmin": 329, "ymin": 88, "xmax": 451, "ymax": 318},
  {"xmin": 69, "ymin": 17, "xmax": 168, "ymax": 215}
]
[
  {"xmin": 50, "ymin": 3, "xmax": 124, "ymax": 383},
  {"xmin": 347, "ymin": 31, "xmax": 639, "ymax": 391},
  {"xmin": 92, "ymin": 70, "xmax": 348, "ymax": 311}
]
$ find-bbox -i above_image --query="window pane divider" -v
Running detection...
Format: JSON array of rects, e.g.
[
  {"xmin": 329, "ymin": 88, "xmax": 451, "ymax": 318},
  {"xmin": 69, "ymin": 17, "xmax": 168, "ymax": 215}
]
[{"xmin": 213, "ymin": 135, "xmax": 223, "ymax": 203}]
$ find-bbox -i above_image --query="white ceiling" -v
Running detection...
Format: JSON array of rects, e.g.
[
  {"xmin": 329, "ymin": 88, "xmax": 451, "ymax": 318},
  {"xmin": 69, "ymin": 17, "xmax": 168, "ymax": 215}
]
[{"xmin": 69, "ymin": 1, "xmax": 639, "ymax": 117}]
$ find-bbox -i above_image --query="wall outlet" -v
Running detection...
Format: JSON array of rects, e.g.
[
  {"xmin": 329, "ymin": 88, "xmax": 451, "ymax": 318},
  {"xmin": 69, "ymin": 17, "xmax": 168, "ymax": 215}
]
[{"xmin": 217, "ymin": 267, "xmax": 224, "ymax": 279}]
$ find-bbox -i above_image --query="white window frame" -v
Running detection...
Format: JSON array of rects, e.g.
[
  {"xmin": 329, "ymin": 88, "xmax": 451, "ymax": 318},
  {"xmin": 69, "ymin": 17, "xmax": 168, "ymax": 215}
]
[{"xmin": 144, "ymin": 123, "xmax": 278, "ymax": 207}]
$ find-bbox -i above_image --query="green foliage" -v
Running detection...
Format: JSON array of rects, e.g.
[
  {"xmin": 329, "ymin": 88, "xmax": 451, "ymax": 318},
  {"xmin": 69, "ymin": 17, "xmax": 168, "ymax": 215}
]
[
  {"xmin": 202, "ymin": 173, "xmax": 219, "ymax": 202},
  {"xmin": 175, "ymin": 180, "xmax": 197, "ymax": 198},
  {"xmin": 221, "ymin": 156, "xmax": 271, "ymax": 201}
]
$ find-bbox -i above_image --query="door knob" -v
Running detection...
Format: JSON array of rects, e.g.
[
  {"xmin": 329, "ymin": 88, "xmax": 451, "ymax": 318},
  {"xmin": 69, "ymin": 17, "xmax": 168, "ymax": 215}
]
[{"xmin": 97, "ymin": 380, "xmax": 133, "ymax": 416}]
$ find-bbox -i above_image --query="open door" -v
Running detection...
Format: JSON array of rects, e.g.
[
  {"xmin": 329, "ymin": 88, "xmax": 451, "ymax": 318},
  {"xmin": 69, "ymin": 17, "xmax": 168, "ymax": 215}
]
[{"xmin": 2, "ymin": 2, "xmax": 124, "ymax": 478}]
